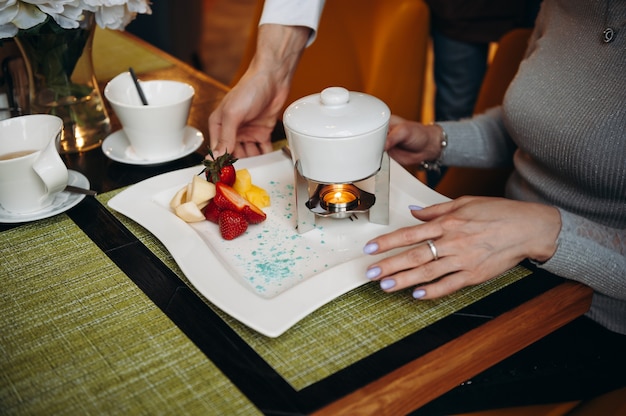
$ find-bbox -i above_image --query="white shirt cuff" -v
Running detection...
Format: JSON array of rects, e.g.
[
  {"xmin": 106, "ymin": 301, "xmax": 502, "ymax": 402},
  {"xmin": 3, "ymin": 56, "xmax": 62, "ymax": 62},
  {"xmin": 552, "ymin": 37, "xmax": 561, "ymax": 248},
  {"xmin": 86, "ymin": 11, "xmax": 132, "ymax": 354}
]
[{"xmin": 259, "ymin": 0, "xmax": 325, "ymax": 46}]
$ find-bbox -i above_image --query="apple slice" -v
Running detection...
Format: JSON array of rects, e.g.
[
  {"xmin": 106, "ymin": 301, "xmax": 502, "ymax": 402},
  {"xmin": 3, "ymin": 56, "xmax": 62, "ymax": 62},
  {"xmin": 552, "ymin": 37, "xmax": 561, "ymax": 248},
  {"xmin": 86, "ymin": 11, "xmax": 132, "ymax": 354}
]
[
  {"xmin": 186, "ymin": 182, "xmax": 193, "ymax": 202},
  {"xmin": 188, "ymin": 175, "xmax": 216, "ymax": 206},
  {"xmin": 174, "ymin": 201, "xmax": 206, "ymax": 222},
  {"xmin": 169, "ymin": 186, "xmax": 188, "ymax": 209}
]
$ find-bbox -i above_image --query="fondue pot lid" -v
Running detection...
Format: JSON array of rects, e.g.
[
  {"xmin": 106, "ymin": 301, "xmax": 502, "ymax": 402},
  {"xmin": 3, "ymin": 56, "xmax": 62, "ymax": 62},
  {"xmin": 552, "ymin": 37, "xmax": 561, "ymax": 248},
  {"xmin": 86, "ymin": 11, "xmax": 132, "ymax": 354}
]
[{"xmin": 283, "ymin": 87, "xmax": 390, "ymax": 138}]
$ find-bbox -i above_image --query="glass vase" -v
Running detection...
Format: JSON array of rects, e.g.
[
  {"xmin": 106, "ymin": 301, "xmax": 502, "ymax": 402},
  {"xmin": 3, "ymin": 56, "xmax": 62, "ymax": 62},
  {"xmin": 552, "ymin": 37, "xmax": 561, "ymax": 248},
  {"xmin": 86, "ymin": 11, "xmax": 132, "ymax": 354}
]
[{"xmin": 15, "ymin": 15, "xmax": 111, "ymax": 154}]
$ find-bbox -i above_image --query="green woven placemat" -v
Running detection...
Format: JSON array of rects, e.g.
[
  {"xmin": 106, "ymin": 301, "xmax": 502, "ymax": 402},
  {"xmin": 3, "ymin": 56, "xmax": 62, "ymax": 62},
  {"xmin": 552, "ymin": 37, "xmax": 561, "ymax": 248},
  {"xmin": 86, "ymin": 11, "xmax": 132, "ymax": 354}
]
[
  {"xmin": 100, "ymin": 189, "xmax": 531, "ymax": 391},
  {"xmin": 0, "ymin": 215, "xmax": 260, "ymax": 416}
]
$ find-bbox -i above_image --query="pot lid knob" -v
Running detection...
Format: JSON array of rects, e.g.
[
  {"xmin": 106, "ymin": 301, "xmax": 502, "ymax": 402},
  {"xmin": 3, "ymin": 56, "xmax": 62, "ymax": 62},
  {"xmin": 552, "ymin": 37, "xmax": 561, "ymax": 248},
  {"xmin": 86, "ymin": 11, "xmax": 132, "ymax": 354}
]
[{"xmin": 320, "ymin": 87, "xmax": 350, "ymax": 106}]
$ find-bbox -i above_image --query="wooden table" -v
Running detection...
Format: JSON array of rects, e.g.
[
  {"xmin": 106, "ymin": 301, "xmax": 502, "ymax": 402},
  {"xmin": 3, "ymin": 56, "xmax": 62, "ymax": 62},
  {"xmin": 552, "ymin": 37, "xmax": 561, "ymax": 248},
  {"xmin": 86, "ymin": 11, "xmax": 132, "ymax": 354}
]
[{"xmin": 0, "ymin": 31, "xmax": 593, "ymax": 415}]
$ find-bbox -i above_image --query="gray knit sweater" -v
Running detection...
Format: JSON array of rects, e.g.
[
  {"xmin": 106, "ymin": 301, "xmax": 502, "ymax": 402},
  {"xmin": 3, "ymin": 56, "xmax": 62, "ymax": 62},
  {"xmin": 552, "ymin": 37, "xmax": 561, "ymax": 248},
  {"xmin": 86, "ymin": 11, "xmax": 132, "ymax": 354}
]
[{"xmin": 439, "ymin": 0, "xmax": 626, "ymax": 334}]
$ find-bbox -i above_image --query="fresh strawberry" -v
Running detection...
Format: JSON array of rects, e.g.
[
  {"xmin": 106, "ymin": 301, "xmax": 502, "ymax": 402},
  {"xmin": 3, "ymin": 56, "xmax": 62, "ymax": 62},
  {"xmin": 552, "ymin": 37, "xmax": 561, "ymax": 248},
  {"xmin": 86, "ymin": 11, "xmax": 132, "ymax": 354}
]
[
  {"xmin": 203, "ymin": 199, "xmax": 222, "ymax": 224},
  {"xmin": 213, "ymin": 182, "xmax": 267, "ymax": 224},
  {"xmin": 203, "ymin": 148, "xmax": 238, "ymax": 186},
  {"xmin": 218, "ymin": 210, "xmax": 248, "ymax": 240},
  {"xmin": 241, "ymin": 205, "xmax": 267, "ymax": 224}
]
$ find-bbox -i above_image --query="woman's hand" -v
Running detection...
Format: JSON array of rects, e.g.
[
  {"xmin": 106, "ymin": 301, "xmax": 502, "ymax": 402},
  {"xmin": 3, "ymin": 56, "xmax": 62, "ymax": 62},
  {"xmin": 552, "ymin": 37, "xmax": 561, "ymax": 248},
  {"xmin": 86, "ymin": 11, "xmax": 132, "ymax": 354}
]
[
  {"xmin": 363, "ymin": 196, "xmax": 561, "ymax": 299},
  {"xmin": 385, "ymin": 115, "xmax": 445, "ymax": 167}
]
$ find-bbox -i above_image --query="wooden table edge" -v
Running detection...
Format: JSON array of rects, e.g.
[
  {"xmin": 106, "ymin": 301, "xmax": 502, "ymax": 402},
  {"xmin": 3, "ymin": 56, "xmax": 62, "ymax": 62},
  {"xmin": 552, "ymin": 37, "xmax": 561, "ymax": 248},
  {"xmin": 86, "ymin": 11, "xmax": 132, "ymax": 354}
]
[{"xmin": 313, "ymin": 280, "xmax": 593, "ymax": 415}]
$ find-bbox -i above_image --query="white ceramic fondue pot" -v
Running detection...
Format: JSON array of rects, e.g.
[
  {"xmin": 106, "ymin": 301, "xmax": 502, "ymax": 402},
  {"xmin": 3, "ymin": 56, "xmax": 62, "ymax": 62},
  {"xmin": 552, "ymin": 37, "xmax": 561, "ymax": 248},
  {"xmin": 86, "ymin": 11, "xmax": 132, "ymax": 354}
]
[{"xmin": 283, "ymin": 87, "xmax": 390, "ymax": 184}]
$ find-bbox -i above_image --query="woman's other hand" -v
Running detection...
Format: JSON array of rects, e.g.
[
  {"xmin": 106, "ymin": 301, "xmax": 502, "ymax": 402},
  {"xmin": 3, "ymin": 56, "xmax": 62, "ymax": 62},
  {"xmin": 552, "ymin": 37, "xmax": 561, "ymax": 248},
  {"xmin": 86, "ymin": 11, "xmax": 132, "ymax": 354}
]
[{"xmin": 363, "ymin": 196, "xmax": 561, "ymax": 299}]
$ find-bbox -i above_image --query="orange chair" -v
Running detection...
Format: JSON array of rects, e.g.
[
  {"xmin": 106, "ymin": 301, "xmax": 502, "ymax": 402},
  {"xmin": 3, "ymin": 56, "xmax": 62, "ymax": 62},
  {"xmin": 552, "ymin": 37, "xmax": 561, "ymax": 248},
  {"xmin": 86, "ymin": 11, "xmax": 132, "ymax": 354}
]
[
  {"xmin": 434, "ymin": 28, "xmax": 533, "ymax": 198},
  {"xmin": 234, "ymin": 0, "xmax": 430, "ymax": 121}
]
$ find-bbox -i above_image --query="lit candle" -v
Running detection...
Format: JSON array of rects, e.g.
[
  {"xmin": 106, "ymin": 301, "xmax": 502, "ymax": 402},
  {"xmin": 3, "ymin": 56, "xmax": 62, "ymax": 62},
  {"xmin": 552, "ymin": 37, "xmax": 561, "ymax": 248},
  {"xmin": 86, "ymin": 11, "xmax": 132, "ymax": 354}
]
[
  {"xmin": 326, "ymin": 190, "xmax": 356, "ymax": 204},
  {"xmin": 320, "ymin": 184, "xmax": 360, "ymax": 212}
]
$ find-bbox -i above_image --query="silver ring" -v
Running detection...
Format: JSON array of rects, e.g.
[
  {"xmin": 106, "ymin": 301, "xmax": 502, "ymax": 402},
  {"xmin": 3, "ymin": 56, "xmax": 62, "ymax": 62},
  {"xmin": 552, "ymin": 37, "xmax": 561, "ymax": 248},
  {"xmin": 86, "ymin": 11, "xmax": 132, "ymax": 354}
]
[{"xmin": 426, "ymin": 239, "xmax": 438, "ymax": 261}]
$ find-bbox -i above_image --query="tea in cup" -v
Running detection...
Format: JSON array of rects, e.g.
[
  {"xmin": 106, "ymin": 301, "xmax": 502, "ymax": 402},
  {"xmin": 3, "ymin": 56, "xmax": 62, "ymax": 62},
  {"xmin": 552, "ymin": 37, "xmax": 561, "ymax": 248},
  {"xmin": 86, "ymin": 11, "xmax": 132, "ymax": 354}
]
[
  {"xmin": 104, "ymin": 72, "xmax": 194, "ymax": 160},
  {"xmin": 0, "ymin": 115, "xmax": 68, "ymax": 214}
]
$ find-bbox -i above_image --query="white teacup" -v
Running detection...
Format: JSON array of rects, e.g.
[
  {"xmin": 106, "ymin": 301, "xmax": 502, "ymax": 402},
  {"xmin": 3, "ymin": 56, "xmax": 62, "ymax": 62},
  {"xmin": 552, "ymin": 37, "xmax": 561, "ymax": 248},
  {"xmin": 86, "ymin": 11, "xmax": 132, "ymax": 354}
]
[
  {"xmin": 0, "ymin": 115, "xmax": 68, "ymax": 214},
  {"xmin": 104, "ymin": 72, "xmax": 195, "ymax": 160}
]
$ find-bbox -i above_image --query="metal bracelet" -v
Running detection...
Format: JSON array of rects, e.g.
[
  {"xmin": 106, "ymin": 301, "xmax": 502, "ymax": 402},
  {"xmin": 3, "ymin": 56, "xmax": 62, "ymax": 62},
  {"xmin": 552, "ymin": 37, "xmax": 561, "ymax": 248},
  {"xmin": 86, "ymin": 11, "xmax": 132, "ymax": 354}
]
[{"xmin": 419, "ymin": 124, "xmax": 448, "ymax": 173}]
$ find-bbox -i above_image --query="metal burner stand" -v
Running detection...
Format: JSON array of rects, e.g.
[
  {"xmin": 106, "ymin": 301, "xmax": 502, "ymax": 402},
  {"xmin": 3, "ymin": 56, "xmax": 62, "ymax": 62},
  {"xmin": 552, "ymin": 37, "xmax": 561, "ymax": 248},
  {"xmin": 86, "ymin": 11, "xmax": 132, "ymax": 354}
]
[{"xmin": 294, "ymin": 152, "xmax": 390, "ymax": 233}]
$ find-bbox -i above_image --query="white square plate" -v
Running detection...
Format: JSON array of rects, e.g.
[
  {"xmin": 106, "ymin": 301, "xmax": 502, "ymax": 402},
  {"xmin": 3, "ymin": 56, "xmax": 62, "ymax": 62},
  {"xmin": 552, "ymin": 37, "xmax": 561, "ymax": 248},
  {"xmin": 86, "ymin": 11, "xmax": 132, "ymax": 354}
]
[{"xmin": 108, "ymin": 151, "xmax": 449, "ymax": 337}]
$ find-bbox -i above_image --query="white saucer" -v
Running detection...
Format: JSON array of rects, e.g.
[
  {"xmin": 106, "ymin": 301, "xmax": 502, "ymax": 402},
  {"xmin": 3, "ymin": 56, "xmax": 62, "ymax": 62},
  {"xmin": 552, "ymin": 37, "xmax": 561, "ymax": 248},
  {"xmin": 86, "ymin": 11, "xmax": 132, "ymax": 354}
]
[
  {"xmin": 0, "ymin": 170, "xmax": 90, "ymax": 224},
  {"xmin": 101, "ymin": 126, "xmax": 204, "ymax": 166}
]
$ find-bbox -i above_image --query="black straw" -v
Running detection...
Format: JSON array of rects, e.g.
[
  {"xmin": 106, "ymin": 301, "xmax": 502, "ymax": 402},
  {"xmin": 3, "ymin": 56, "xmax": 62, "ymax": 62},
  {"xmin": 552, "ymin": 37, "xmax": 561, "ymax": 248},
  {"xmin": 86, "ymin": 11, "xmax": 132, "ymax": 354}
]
[{"xmin": 129, "ymin": 67, "xmax": 148, "ymax": 105}]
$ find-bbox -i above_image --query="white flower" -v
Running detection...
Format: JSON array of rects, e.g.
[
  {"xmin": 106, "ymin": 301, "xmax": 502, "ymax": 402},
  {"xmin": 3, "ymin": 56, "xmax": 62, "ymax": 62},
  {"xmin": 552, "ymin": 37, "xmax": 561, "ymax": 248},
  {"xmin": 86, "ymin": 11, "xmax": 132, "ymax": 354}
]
[
  {"xmin": 18, "ymin": 0, "xmax": 82, "ymax": 28},
  {"xmin": 44, "ymin": 1, "xmax": 86, "ymax": 29},
  {"xmin": 0, "ymin": 0, "xmax": 151, "ymax": 39},
  {"xmin": 0, "ymin": 1, "xmax": 45, "ymax": 37},
  {"xmin": 83, "ymin": 0, "xmax": 151, "ymax": 31}
]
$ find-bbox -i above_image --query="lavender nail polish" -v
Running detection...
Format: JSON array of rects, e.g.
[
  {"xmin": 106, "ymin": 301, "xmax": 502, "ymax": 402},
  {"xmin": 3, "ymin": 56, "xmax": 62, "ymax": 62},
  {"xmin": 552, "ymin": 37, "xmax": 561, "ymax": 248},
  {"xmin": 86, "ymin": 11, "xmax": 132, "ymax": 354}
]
[
  {"xmin": 409, "ymin": 205, "xmax": 423, "ymax": 211},
  {"xmin": 413, "ymin": 289, "xmax": 426, "ymax": 299},
  {"xmin": 380, "ymin": 279, "xmax": 396, "ymax": 290},
  {"xmin": 363, "ymin": 242, "xmax": 379, "ymax": 254},
  {"xmin": 366, "ymin": 266, "xmax": 381, "ymax": 279}
]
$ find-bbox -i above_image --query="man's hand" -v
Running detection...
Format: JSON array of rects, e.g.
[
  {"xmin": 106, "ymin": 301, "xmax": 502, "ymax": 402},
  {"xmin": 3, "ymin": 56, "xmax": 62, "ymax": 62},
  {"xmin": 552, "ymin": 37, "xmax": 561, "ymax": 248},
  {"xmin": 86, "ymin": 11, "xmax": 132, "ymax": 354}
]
[{"xmin": 208, "ymin": 24, "xmax": 311, "ymax": 158}]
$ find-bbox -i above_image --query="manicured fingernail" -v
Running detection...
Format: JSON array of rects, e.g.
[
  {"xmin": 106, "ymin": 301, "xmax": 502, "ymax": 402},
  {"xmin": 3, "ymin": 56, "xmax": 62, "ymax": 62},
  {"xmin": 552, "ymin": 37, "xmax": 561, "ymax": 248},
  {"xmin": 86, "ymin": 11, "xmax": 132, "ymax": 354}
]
[
  {"xmin": 413, "ymin": 289, "xmax": 426, "ymax": 299},
  {"xmin": 380, "ymin": 279, "xmax": 396, "ymax": 290},
  {"xmin": 363, "ymin": 242, "xmax": 379, "ymax": 254},
  {"xmin": 409, "ymin": 205, "xmax": 423, "ymax": 211},
  {"xmin": 366, "ymin": 266, "xmax": 381, "ymax": 279}
]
